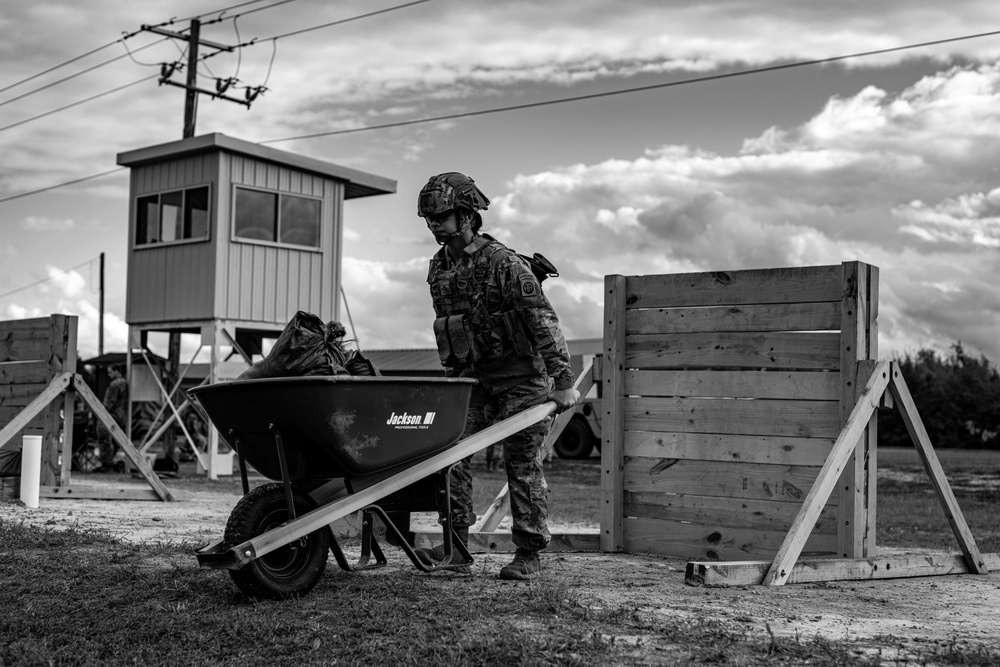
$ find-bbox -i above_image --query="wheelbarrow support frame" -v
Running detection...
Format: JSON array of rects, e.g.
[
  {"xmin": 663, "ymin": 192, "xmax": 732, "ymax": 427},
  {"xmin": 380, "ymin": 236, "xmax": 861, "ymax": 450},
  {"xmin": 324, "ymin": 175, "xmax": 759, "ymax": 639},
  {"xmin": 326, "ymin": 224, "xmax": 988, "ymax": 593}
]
[{"xmin": 196, "ymin": 401, "xmax": 557, "ymax": 571}]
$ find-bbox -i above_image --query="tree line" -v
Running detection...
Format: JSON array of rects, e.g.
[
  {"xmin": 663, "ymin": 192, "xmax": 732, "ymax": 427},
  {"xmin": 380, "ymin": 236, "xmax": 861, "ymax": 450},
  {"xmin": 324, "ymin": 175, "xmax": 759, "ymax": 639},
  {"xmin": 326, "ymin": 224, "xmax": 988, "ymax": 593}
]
[{"xmin": 878, "ymin": 343, "xmax": 1000, "ymax": 450}]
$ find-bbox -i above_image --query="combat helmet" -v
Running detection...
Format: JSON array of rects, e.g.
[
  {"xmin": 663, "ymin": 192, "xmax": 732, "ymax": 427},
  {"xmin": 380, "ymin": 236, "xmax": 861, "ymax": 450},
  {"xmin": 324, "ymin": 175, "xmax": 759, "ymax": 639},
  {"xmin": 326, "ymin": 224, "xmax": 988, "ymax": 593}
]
[{"xmin": 417, "ymin": 172, "xmax": 490, "ymax": 218}]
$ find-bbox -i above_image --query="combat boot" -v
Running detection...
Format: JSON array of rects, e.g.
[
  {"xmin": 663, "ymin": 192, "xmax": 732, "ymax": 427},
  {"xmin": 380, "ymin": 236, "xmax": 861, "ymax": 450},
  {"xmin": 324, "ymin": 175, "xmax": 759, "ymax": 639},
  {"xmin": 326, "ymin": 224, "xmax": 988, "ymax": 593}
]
[
  {"xmin": 414, "ymin": 527, "xmax": 472, "ymax": 573},
  {"xmin": 498, "ymin": 548, "xmax": 541, "ymax": 580}
]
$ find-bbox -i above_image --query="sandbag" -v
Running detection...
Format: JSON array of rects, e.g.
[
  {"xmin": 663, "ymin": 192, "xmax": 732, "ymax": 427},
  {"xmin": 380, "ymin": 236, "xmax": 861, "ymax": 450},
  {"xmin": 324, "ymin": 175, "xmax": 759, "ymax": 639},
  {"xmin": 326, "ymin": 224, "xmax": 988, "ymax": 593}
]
[
  {"xmin": 238, "ymin": 312, "xmax": 349, "ymax": 380},
  {"xmin": 344, "ymin": 350, "xmax": 382, "ymax": 377}
]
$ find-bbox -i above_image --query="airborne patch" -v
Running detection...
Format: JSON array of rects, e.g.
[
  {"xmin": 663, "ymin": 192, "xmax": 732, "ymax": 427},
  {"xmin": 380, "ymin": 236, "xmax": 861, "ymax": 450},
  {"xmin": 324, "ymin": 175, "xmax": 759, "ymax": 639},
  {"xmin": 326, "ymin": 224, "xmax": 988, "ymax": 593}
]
[{"xmin": 519, "ymin": 275, "xmax": 538, "ymax": 297}]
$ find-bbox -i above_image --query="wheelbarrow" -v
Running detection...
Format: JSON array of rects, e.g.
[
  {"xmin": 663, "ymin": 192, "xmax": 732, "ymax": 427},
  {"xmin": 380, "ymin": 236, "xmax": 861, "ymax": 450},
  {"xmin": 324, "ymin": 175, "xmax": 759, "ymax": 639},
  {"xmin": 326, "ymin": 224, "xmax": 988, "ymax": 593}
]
[{"xmin": 188, "ymin": 375, "xmax": 558, "ymax": 599}]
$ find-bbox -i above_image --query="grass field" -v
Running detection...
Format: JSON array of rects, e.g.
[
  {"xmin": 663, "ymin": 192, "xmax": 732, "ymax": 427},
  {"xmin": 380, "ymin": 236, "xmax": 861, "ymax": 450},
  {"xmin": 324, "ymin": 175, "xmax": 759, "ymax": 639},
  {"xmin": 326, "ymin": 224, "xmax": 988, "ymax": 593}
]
[{"xmin": 1, "ymin": 447, "xmax": 998, "ymax": 666}]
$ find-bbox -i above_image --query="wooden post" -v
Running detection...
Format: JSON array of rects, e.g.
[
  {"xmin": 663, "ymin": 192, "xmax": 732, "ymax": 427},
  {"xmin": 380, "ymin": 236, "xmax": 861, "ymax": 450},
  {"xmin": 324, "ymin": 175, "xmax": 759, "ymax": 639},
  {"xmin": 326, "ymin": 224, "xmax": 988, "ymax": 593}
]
[
  {"xmin": 600, "ymin": 275, "xmax": 627, "ymax": 552},
  {"xmin": 837, "ymin": 262, "xmax": 877, "ymax": 558}
]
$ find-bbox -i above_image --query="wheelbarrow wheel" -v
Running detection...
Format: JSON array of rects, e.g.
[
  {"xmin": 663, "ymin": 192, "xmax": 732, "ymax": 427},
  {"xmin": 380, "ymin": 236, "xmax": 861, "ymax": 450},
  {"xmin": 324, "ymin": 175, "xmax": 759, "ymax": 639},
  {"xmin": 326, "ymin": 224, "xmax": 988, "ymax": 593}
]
[{"xmin": 224, "ymin": 483, "xmax": 330, "ymax": 600}]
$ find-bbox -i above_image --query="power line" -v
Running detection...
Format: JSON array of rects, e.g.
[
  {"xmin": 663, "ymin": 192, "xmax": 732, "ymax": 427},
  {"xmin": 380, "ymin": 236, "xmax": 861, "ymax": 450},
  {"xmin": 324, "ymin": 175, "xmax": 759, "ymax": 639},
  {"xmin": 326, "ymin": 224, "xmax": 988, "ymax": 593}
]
[
  {"xmin": 0, "ymin": 76, "xmax": 157, "ymax": 135},
  {"xmin": 0, "ymin": 41, "xmax": 164, "ymax": 110},
  {"xmin": 0, "ymin": 0, "xmax": 287, "ymax": 102},
  {"xmin": 3, "ymin": 27, "xmax": 1000, "ymax": 203},
  {"xmin": 0, "ymin": 256, "xmax": 100, "ymax": 302},
  {"xmin": 0, "ymin": 168, "xmax": 125, "ymax": 205},
  {"xmin": 263, "ymin": 27, "xmax": 1000, "ymax": 144},
  {"xmin": 198, "ymin": 0, "xmax": 435, "ymax": 62}
]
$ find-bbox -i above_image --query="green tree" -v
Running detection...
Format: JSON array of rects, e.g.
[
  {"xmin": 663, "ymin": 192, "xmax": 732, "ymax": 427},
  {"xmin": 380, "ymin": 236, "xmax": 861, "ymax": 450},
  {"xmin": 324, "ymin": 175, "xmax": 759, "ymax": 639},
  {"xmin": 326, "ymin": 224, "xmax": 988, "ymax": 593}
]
[{"xmin": 879, "ymin": 343, "xmax": 1000, "ymax": 449}]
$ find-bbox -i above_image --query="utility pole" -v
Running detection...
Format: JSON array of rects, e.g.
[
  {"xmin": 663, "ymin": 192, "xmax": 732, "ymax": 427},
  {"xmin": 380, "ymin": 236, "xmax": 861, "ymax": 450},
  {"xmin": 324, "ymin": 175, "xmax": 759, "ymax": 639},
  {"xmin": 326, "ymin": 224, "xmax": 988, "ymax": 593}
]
[
  {"xmin": 141, "ymin": 19, "xmax": 258, "ymax": 138},
  {"xmin": 99, "ymin": 252, "xmax": 105, "ymax": 356},
  {"xmin": 183, "ymin": 19, "xmax": 201, "ymax": 138}
]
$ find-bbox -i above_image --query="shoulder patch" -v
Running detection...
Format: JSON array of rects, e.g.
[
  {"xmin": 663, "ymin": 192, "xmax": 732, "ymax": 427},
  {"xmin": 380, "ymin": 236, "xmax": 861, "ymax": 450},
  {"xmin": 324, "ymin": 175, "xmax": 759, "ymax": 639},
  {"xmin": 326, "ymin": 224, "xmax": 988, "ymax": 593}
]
[{"xmin": 518, "ymin": 274, "xmax": 538, "ymax": 297}]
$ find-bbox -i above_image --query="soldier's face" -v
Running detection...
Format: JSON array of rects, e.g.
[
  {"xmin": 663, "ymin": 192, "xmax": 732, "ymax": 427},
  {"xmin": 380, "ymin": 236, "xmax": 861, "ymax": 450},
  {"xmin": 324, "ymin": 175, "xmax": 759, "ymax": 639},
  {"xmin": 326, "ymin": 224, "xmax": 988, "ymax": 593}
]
[{"xmin": 424, "ymin": 210, "xmax": 458, "ymax": 244}]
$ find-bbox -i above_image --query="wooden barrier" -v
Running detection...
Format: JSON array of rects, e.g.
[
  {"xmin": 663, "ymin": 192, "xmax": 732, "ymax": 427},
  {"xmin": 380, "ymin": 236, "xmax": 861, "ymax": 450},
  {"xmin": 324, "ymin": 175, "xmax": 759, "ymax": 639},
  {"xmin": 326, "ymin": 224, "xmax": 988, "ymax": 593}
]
[
  {"xmin": 0, "ymin": 315, "xmax": 173, "ymax": 501},
  {"xmin": 602, "ymin": 262, "xmax": 993, "ymax": 585},
  {"xmin": 601, "ymin": 263, "xmax": 877, "ymax": 560},
  {"xmin": 0, "ymin": 315, "xmax": 77, "ymax": 487}
]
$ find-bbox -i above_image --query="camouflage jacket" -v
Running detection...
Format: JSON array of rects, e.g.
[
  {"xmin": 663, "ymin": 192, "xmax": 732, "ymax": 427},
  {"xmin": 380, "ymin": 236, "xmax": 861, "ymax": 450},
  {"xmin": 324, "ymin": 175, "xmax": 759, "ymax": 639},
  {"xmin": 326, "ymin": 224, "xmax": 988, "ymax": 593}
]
[{"xmin": 427, "ymin": 234, "xmax": 574, "ymax": 394}]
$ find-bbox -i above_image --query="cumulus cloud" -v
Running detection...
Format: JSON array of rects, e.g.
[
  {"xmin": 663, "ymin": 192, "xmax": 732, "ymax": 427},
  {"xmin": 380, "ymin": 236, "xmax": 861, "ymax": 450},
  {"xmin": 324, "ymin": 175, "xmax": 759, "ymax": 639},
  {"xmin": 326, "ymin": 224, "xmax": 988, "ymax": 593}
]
[{"xmin": 480, "ymin": 62, "xmax": 1000, "ymax": 360}]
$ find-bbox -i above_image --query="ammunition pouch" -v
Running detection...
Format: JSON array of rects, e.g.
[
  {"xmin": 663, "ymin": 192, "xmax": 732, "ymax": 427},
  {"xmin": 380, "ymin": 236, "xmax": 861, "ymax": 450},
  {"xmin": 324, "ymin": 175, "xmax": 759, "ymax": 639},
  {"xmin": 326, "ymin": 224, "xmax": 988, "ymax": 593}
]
[
  {"xmin": 433, "ymin": 315, "xmax": 479, "ymax": 367},
  {"xmin": 497, "ymin": 310, "xmax": 535, "ymax": 357}
]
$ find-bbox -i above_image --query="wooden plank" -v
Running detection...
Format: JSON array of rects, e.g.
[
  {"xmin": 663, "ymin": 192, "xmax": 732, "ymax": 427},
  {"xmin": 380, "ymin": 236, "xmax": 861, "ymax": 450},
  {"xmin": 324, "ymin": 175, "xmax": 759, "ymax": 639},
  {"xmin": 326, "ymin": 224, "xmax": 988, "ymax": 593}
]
[
  {"xmin": 74, "ymin": 375, "xmax": 176, "ymax": 502},
  {"xmin": 621, "ymin": 516, "xmax": 838, "ymax": 561},
  {"xmin": 414, "ymin": 531, "xmax": 601, "ymax": 553},
  {"xmin": 0, "ymin": 337, "xmax": 52, "ymax": 364},
  {"xmin": 625, "ymin": 369, "xmax": 840, "ymax": 400},
  {"xmin": 601, "ymin": 274, "xmax": 627, "ymax": 552},
  {"xmin": 39, "ymin": 486, "xmax": 162, "ymax": 501},
  {"xmin": 477, "ymin": 361, "xmax": 595, "ymax": 533},
  {"xmin": 626, "ymin": 301, "xmax": 841, "ymax": 335},
  {"xmin": 625, "ymin": 332, "xmax": 841, "ymax": 370},
  {"xmin": 762, "ymin": 360, "xmax": 890, "ymax": 585},
  {"xmin": 624, "ymin": 397, "xmax": 842, "ymax": 439},
  {"xmin": 0, "ymin": 383, "xmax": 50, "ymax": 399},
  {"xmin": 0, "ymin": 373, "xmax": 71, "ymax": 452},
  {"xmin": 0, "ymin": 317, "xmax": 54, "ymax": 336},
  {"xmin": 686, "ymin": 552, "xmax": 1000, "ymax": 587},
  {"xmin": 624, "ymin": 265, "xmax": 843, "ymax": 309},
  {"xmin": 625, "ymin": 492, "xmax": 839, "ymax": 535},
  {"xmin": 0, "ymin": 407, "xmax": 48, "ymax": 431},
  {"xmin": 0, "ymin": 361, "xmax": 51, "ymax": 384},
  {"xmin": 624, "ymin": 431, "xmax": 835, "ymax": 466},
  {"xmin": 623, "ymin": 457, "xmax": 824, "ymax": 503},
  {"xmin": 889, "ymin": 364, "xmax": 987, "ymax": 574}
]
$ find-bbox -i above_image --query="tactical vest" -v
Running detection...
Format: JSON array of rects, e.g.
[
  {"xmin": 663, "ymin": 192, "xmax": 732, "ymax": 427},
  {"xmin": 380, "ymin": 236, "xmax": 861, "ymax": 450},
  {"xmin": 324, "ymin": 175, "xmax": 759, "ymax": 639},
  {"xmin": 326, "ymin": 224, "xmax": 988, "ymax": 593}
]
[{"xmin": 428, "ymin": 240, "xmax": 534, "ymax": 369}]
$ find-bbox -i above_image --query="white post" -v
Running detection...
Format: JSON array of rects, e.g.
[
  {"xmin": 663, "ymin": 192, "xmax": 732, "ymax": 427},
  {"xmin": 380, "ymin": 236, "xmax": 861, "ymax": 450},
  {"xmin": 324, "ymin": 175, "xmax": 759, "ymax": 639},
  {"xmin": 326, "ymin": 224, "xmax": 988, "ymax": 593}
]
[{"xmin": 19, "ymin": 434, "xmax": 42, "ymax": 508}]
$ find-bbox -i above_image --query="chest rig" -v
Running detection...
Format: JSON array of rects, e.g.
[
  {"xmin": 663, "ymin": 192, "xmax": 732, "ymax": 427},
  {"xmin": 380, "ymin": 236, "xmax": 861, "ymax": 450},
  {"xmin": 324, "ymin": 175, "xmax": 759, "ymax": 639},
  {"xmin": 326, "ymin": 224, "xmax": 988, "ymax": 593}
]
[{"xmin": 428, "ymin": 241, "xmax": 534, "ymax": 369}]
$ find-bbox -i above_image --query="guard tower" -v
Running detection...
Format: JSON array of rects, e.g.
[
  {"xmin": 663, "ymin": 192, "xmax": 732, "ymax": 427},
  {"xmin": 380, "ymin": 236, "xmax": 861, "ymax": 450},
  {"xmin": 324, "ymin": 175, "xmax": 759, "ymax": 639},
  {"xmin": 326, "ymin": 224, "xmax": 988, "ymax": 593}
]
[{"xmin": 116, "ymin": 133, "xmax": 395, "ymax": 476}]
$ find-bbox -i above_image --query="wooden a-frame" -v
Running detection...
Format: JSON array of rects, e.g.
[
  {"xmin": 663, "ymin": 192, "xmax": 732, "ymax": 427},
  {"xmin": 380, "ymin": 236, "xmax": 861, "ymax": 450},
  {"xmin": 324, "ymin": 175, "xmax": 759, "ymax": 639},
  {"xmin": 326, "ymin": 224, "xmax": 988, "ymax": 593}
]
[
  {"xmin": 0, "ymin": 372, "xmax": 174, "ymax": 502},
  {"xmin": 686, "ymin": 361, "xmax": 994, "ymax": 586}
]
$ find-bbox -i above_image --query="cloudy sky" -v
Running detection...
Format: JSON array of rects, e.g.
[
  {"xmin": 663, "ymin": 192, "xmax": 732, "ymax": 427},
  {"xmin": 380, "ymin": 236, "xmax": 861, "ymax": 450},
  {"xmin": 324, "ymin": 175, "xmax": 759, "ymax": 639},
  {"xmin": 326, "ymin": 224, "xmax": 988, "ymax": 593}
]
[{"xmin": 2, "ymin": 0, "xmax": 1000, "ymax": 365}]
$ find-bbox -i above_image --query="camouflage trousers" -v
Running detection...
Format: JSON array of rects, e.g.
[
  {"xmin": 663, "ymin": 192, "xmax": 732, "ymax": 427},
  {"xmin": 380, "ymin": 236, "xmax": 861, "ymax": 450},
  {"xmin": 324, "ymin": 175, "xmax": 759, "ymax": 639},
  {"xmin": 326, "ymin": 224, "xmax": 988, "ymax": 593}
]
[{"xmin": 442, "ymin": 374, "xmax": 553, "ymax": 552}]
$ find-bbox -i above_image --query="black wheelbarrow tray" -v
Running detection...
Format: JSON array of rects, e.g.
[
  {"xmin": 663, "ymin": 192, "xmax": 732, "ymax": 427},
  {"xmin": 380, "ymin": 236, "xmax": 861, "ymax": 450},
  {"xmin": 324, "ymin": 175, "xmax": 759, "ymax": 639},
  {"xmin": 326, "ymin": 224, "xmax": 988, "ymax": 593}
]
[{"xmin": 187, "ymin": 375, "xmax": 558, "ymax": 599}]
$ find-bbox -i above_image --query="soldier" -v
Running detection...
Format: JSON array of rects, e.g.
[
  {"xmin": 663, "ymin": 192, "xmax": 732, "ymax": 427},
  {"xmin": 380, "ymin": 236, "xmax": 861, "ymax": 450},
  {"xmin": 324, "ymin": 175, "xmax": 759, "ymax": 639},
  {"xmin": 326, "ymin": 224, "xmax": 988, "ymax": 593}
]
[{"xmin": 415, "ymin": 172, "xmax": 580, "ymax": 579}]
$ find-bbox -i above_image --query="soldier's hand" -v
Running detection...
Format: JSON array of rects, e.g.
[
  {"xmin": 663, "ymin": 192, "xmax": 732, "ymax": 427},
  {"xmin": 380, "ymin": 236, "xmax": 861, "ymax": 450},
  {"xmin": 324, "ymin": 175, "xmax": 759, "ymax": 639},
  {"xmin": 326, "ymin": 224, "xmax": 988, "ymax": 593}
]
[{"xmin": 549, "ymin": 387, "xmax": 581, "ymax": 413}]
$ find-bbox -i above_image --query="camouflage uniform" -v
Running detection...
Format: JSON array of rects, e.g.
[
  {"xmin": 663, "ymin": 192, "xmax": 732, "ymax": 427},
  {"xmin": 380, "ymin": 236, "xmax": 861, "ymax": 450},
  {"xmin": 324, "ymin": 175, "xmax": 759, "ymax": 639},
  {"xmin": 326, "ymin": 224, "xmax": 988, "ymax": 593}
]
[{"xmin": 428, "ymin": 233, "xmax": 574, "ymax": 552}]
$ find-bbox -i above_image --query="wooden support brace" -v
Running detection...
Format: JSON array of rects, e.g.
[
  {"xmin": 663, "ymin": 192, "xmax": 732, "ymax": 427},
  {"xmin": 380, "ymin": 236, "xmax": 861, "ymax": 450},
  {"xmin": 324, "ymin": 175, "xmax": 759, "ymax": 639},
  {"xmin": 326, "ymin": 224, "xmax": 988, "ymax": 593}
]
[
  {"xmin": 476, "ymin": 360, "xmax": 595, "ymax": 533},
  {"xmin": 688, "ymin": 551, "xmax": 1000, "ymax": 587},
  {"xmin": 0, "ymin": 372, "xmax": 72, "ymax": 452},
  {"xmin": 73, "ymin": 374, "xmax": 175, "ymax": 502},
  {"xmin": 887, "ymin": 363, "xmax": 987, "ymax": 574},
  {"xmin": 762, "ymin": 361, "xmax": 891, "ymax": 586}
]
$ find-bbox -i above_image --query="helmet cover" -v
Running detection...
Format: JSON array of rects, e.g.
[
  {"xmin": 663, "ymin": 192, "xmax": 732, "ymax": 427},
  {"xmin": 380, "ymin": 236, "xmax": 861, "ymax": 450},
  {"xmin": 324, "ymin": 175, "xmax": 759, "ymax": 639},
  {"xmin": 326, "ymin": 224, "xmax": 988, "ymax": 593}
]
[{"xmin": 417, "ymin": 172, "xmax": 490, "ymax": 218}]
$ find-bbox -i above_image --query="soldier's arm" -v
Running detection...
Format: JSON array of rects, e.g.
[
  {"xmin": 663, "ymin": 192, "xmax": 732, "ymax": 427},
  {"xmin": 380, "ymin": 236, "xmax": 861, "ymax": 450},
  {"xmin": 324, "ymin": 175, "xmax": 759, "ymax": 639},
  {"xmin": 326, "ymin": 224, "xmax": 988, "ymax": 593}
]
[{"xmin": 500, "ymin": 256, "xmax": 575, "ymax": 391}]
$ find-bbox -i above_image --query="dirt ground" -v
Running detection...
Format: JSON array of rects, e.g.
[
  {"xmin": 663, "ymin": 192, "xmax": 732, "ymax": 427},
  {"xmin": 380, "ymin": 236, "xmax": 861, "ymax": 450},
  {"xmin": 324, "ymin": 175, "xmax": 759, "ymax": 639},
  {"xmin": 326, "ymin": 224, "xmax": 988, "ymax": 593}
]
[{"xmin": 3, "ymin": 474, "xmax": 1000, "ymax": 662}]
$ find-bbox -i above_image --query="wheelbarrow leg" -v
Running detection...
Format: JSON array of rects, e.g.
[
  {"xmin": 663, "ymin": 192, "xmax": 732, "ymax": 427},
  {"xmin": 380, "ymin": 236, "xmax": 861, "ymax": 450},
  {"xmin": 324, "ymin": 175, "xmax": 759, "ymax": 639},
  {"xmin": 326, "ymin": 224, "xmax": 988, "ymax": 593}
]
[
  {"xmin": 326, "ymin": 522, "xmax": 388, "ymax": 572},
  {"xmin": 359, "ymin": 464, "xmax": 474, "ymax": 573},
  {"xmin": 228, "ymin": 428, "xmax": 251, "ymax": 496},
  {"xmin": 269, "ymin": 423, "xmax": 298, "ymax": 520}
]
